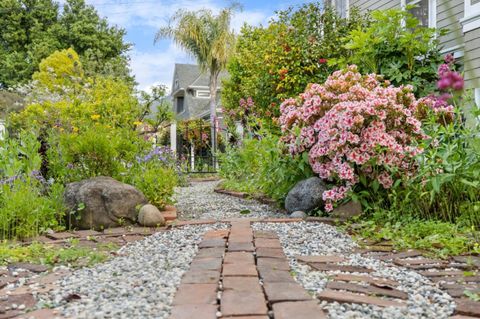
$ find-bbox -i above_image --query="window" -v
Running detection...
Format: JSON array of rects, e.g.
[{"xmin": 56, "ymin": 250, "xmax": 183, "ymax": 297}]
[
  {"xmin": 174, "ymin": 79, "xmax": 179, "ymax": 89},
  {"xmin": 402, "ymin": 0, "xmax": 436, "ymax": 28},
  {"xmin": 407, "ymin": 0, "xmax": 429, "ymax": 27},
  {"xmin": 328, "ymin": 0, "xmax": 348, "ymax": 18},
  {"xmin": 176, "ymin": 96, "xmax": 184, "ymax": 114},
  {"xmin": 195, "ymin": 90, "xmax": 210, "ymax": 98},
  {"xmin": 463, "ymin": 0, "xmax": 480, "ymax": 33}
]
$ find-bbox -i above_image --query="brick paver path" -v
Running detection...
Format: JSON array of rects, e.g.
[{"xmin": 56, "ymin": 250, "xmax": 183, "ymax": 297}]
[{"xmin": 169, "ymin": 220, "xmax": 326, "ymax": 319}]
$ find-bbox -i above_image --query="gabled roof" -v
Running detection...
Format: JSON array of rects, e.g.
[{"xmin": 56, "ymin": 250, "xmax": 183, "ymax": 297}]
[
  {"xmin": 172, "ymin": 63, "xmax": 228, "ymax": 93},
  {"xmin": 172, "ymin": 64, "xmax": 200, "ymax": 91}
]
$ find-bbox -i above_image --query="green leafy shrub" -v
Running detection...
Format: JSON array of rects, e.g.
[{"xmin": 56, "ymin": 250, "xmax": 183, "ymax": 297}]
[
  {"xmin": 219, "ymin": 131, "xmax": 312, "ymax": 204},
  {"xmin": 332, "ymin": 8, "xmax": 444, "ymax": 97},
  {"xmin": 124, "ymin": 146, "xmax": 178, "ymax": 209},
  {"xmin": 222, "ymin": 4, "xmax": 368, "ymax": 130},
  {"xmin": 0, "ymin": 131, "xmax": 65, "ymax": 239},
  {"xmin": 382, "ymin": 102, "xmax": 480, "ymax": 226},
  {"xmin": 128, "ymin": 166, "xmax": 177, "ymax": 210},
  {"xmin": 1, "ymin": 48, "xmax": 178, "ymax": 239}
]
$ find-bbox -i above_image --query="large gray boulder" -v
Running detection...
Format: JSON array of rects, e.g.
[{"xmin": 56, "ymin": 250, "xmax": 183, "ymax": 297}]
[
  {"xmin": 285, "ymin": 177, "xmax": 327, "ymax": 213},
  {"xmin": 64, "ymin": 176, "xmax": 147, "ymax": 230}
]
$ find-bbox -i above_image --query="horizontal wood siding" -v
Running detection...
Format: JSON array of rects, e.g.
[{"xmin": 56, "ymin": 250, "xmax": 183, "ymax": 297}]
[
  {"xmin": 437, "ymin": 0, "xmax": 464, "ymax": 51},
  {"xmin": 350, "ymin": 0, "xmax": 400, "ymax": 13},
  {"xmin": 465, "ymin": 29, "xmax": 480, "ymax": 88}
]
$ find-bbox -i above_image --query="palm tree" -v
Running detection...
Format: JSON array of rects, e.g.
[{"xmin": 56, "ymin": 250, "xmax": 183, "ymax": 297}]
[{"xmin": 155, "ymin": 5, "xmax": 238, "ymax": 167}]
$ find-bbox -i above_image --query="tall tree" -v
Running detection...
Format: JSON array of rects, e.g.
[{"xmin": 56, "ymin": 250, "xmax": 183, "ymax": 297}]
[
  {"xmin": 155, "ymin": 5, "xmax": 237, "ymax": 162},
  {"xmin": 0, "ymin": 0, "xmax": 132, "ymax": 88}
]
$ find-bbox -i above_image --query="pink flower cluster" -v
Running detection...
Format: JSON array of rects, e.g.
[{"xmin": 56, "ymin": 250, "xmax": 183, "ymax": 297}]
[
  {"xmin": 437, "ymin": 54, "xmax": 464, "ymax": 91},
  {"xmin": 279, "ymin": 65, "xmax": 427, "ymax": 211},
  {"xmin": 239, "ymin": 97, "xmax": 255, "ymax": 110}
]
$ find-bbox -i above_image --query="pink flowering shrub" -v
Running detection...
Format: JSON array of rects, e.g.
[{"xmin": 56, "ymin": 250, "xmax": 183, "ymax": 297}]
[{"xmin": 279, "ymin": 65, "xmax": 429, "ymax": 211}]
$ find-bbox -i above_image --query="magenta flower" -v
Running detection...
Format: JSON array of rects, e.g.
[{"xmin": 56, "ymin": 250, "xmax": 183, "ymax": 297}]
[{"xmin": 444, "ymin": 53, "xmax": 455, "ymax": 64}]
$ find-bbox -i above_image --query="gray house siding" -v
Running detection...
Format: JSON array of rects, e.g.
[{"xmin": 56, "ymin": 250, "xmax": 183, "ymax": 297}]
[
  {"xmin": 350, "ymin": 0, "xmax": 400, "ymax": 12},
  {"xmin": 464, "ymin": 29, "xmax": 480, "ymax": 87},
  {"xmin": 437, "ymin": 0, "xmax": 464, "ymax": 51}
]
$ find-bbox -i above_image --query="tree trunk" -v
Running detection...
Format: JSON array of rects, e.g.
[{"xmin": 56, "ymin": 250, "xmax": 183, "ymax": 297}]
[{"xmin": 209, "ymin": 68, "xmax": 220, "ymax": 169}]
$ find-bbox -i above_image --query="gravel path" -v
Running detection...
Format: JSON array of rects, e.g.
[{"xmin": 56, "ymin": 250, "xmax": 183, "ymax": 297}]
[
  {"xmin": 253, "ymin": 222, "xmax": 455, "ymax": 319},
  {"xmin": 34, "ymin": 182, "xmax": 456, "ymax": 319},
  {"xmin": 174, "ymin": 181, "xmax": 283, "ymax": 220},
  {"xmin": 39, "ymin": 224, "xmax": 227, "ymax": 319}
]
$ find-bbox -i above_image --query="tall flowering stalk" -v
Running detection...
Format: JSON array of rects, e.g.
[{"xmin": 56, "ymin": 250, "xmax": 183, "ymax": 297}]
[{"xmin": 280, "ymin": 65, "xmax": 437, "ymax": 211}]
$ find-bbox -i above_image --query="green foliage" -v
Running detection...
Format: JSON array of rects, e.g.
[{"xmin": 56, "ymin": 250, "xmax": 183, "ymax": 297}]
[
  {"xmin": 375, "ymin": 103, "xmax": 480, "ymax": 226},
  {"xmin": 1, "ymin": 49, "xmax": 177, "ymax": 239},
  {"xmin": 47, "ymin": 126, "xmax": 142, "ymax": 184},
  {"xmin": 0, "ymin": 0, "xmax": 132, "ymax": 88},
  {"xmin": 0, "ymin": 240, "xmax": 116, "ymax": 267},
  {"xmin": 128, "ymin": 166, "xmax": 178, "ymax": 210},
  {"xmin": 332, "ymin": 8, "xmax": 444, "ymax": 96},
  {"xmin": 346, "ymin": 211, "xmax": 480, "ymax": 258},
  {"xmin": 222, "ymin": 4, "xmax": 369, "ymax": 129},
  {"xmin": 0, "ymin": 131, "xmax": 65, "ymax": 239},
  {"xmin": 219, "ymin": 131, "xmax": 313, "ymax": 204}
]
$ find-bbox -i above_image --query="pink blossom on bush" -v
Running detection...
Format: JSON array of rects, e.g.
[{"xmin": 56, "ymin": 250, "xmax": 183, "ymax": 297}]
[{"xmin": 280, "ymin": 65, "xmax": 428, "ymax": 211}]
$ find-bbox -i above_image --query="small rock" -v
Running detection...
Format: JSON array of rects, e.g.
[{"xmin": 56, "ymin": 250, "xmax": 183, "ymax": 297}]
[
  {"xmin": 290, "ymin": 211, "xmax": 307, "ymax": 219},
  {"xmin": 8, "ymin": 262, "xmax": 48, "ymax": 274},
  {"xmin": 138, "ymin": 204, "xmax": 165, "ymax": 227},
  {"xmin": 330, "ymin": 201, "xmax": 363, "ymax": 219}
]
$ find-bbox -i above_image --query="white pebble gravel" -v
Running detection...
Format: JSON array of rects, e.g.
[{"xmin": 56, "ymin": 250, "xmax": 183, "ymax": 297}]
[
  {"xmin": 253, "ymin": 222, "xmax": 456, "ymax": 319},
  {"xmin": 39, "ymin": 224, "xmax": 227, "ymax": 319},
  {"xmin": 175, "ymin": 181, "xmax": 283, "ymax": 220}
]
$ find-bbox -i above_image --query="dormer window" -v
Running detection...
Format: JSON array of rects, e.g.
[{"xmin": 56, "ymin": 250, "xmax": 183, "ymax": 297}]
[{"xmin": 196, "ymin": 90, "xmax": 210, "ymax": 98}]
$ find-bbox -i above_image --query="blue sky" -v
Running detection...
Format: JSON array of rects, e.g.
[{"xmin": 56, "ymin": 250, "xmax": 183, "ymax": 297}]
[{"xmin": 78, "ymin": 0, "xmax": 313, "ymax": 91}]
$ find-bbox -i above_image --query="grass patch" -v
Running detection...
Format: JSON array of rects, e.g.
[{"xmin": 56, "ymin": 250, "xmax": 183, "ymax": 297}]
[
  {"xmin": 0, "ymin": 239, "xmax": 118, "ymax": 268},
  {"xmin": 343, "ymin": 213, "xmax": 480, "ymax": 258}
]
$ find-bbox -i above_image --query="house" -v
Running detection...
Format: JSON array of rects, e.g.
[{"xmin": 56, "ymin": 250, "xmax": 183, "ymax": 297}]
[
  {"xmin": 331, "ymin": 0, "xmax": 480, "ymax": 106},
  {"xmin": 169, "ymin": 63, "xmax": 228, "ymax": 167}
]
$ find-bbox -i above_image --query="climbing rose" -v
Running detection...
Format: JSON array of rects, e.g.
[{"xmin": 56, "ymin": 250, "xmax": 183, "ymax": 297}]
[{"xmin": 279, "ymin": 65, "xmax": 428, "ymax": 211}]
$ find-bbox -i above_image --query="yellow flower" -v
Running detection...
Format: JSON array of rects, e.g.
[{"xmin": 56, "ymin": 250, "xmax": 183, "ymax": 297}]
[
  {"xmin": 72, "ymin": 126, "xmax": 79, "ymax": 133},
  {"xmin": 91, "ymin": 114, "xmax": 100, "ymax": 120},
  {"xmin": 133, "ymin": 121, "xmax": 143, "ymax": 126}
]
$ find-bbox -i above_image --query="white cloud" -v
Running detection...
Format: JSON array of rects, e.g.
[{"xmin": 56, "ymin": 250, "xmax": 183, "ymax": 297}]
[{"xmin": 130, "ymin": 43, "xmax": 193, "ymax": 92}]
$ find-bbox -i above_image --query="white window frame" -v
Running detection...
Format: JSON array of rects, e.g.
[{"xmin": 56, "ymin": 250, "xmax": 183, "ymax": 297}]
[
  {"xmin": 475, "ymin": 88, "xmax": 480, "ymax": 108},
  {"xmin": 462, "ymin": 0, "xmax": 480, "ymax": 32},
  {"xmin": 401, "ymin": 0, "xmax": 436, "ymax": 28},
  {"xmin": 330, "ymin": 0, "xmax": 350, "ymax": 18},
  {"xmin": 195, "ymin": 90, "xmax": 210, "ymax": 99}
]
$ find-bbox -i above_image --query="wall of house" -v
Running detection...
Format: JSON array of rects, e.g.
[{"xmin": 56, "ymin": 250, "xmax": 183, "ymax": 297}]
[
  {"xmin": 464, "ymin": 29, "xmax": 480, "ymax": 88},
  {"xmin": 350, "ymin": 0, "xmax": 400, "ymax": 12},
  {"xmin": 437, "ymin": 0, "xmax": 465, "ymax": 52}
]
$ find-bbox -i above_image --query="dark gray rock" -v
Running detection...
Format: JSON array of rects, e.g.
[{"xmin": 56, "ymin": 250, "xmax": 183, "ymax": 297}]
[
  {"xmin": 64, "ymin": 176, "xmax": 147, "ymax": 230},
  {"xmin": 284, "ymin": 177, "xmax": 327, "ymax": 213},
  {"xmin": 330, "ymin": 201, "xmax": 363, "ymax": 219}
]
